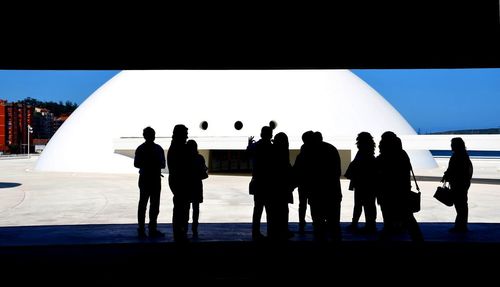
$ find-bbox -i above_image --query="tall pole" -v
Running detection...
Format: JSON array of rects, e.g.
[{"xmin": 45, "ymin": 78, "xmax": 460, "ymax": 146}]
[{"xmin": 27, "ymin": 124, "xmax": 32, "ymax": 159}]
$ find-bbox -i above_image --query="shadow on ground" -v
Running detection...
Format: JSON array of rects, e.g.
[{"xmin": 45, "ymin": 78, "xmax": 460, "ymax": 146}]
[
  {"xmin": 0, "ymin": 182, "xmax": 21, "ymax": 188},
  {"xmin": 0, "ymin": 222, "xmax": 498, "ymax": 284}
]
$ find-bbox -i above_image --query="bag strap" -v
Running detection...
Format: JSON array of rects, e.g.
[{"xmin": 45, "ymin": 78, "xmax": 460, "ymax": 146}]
[{"xmin": 410, "ymin": 164, "xmax": 420, "ymax": 192}]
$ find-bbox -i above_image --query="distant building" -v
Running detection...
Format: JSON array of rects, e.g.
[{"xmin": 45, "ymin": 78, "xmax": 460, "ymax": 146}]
[
  {"xmin": 1, "ymin": 100, "xmax": 76, "ymax": 154},
  {"xmin": 54, "ymin": 114, "xmax": 70, "ymax": 132},
  {"xmin": 0, "ymin": 100, "xmax": 6, "ymax": 153},
  {"xmin": 4, "ymin": 102, "xmax": 33, "ymax": 154},
  {"xmin": 33, "ymin": 138, "xmax": 49, "ymax": 153},
  {"xmin": 0, "ymin": 100, "xmax": 34, "ymax": 154},
  {"xmin": 32, "ymin": 107, "xmax": 54, "ymax": 140}
]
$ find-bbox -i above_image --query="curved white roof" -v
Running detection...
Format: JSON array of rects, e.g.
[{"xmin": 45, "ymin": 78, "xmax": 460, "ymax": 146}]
[{"xmin": 35, "ymin": 70, "xmax": 437, "ymax": 173}]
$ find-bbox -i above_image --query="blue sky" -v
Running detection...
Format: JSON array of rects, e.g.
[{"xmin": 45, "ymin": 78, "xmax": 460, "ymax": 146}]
[
  {"xmin": 1, "ymin": 69, "xmax": 499, "ymax": 133},
  {"xmin": 351, "ymin": 69, "xmax": 500, "ymax": 133}
]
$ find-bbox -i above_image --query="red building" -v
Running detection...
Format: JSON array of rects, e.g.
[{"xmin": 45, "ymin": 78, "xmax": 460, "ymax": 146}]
[
  {"xmin": 4, "ymin": 102, "xmax": 33, "ymax": 154},
  {"xmin": 0, "ymin": 100, "xmax": 6, "ymax": 153}
]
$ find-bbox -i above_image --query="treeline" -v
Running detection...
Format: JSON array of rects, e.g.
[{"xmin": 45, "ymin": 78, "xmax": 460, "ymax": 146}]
[{"xmin": 19, "ymin": 97, "xmax": 78, "ymax": 117}]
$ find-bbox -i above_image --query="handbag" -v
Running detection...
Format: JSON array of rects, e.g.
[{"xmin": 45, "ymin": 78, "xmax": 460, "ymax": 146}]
[
  {"xmin": 409, "ymin": 165, "xmax": 421, "ymax": 213},
  {"xmin": 434, "ymin": 182, "xmax": 453, "ymax": 206}
]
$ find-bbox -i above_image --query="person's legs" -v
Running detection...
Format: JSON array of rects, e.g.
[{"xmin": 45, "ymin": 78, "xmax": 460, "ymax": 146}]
[
  {"xmin": 406, "ymin": 213, "xmax": 424, "ymax": 242},
  {"xmin": 309, "ymin": 202, "xmax": 326, "ymax": 241},
  {"xmin": 298, "ymin": 188, "xmax": 308, "ymax": 233},
  {"xmin": 347, "ymin": 190, "xmax": 362, "ymax": 231},
  {"xmin": 172, "ymin": 196, "xmax": 188, "ymax": 242},
  {"xmin": 363, "ymin": 193, "xmax": 377, "ymax": 233},
  {"xmin": 148, "ymin": 179, "xmax": 161, "ymax": 233},
  {"xmin": 327, "ymin": 200, "xmax": 342, "ymax": 241},
  {"xmin": 252, "ymin": 197, "xmax": 265, "ymax": 239},
  {"xmin": 192, "ymin": 202, "xmax": 200, "ymax": 238},
  {"xmin": 137, "ymin": 176, "xmax": 149, "ymax": 237},
  {"xmin": 453, "ymin": 189, "xmax": 469, "ymax": 232}
]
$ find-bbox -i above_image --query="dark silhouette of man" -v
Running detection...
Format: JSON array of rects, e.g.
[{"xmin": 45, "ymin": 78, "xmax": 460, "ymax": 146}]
[
  {"xmin": 247, "ymin": 126, "xmax": 274, "ymax": 240},
  {"xmin": 167, "ymin": 124, "xmax": 190, "ymax": 242},
  {"xmin": 300, "ymin": 131, "xmax": 342, "ymax": 241},
  {"xmin": 134, "ymin": 126, "xmax": 166, "ymax": 238},
  {"xmin": 293, "ymin": 130, "xmax": 314, "ymax": 234}
]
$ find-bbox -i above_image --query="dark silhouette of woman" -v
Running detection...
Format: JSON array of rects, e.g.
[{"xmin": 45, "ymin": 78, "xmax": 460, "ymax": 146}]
[
  {"xmin": 186, "ymin": 139, "xmax": 208, "ymax": 239},
  {"xmin": 376, "ymin": 131, "xmax": 423, "ymax": 242},
  {"xmin": 167, "ymin": 124, "xmax": 190, "ymax": 242},
  {"xmin": 269, "ymin": 131, "xmax": 295, "ymax": 240},
  {"xmin": 441, "ymin": 137, "xmax": 473, "ymax": 233},
  {"xmin": 344, "ymin": 132, "xmax": 377, "ymax": 234}
]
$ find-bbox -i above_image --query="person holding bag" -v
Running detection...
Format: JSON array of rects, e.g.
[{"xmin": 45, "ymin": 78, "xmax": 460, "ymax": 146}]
[
  {"xmin": 441, "ymin": 137, "xmax": 473, "ymax": 233},
  {"xmin": 376, "ymin": 131, "xmax": 423, "ymax": 242}
]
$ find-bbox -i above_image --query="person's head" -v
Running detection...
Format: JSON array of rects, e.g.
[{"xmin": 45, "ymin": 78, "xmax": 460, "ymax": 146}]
[
  {"xmin": 356, "ymin": 132, "xmax": 375, "ymax": 154},
  {"xmin": 172, "ymin": 124, "xmax": 188, "ymax": 143},
  {"xmin": 451, "ymin": 137, "xmax": 467, "ymax": 154},
  {"xmin": 143, "ymin": 126, "xmax": 155, "ymax": 142},
  {"xmin": 274, "ymin": 132, "xmax": 289, "ymax": 148},
  {"xmin": 379, "ymin": 131, "xmax": 398, "ymax": 154},
  {"xmin": 260, "ymin": 126, "xmax": 273, "ymax": 141},
  {"xmin": 301, "ymin": 130, "xmax": 314, "ymax": 145},
  {"xmin": 313, "ymin": 131, "xmax": 323, "ymax": 143},
  {"xmin": 186, "ymin": 139, "xmax": 198, "ymax": 154}
]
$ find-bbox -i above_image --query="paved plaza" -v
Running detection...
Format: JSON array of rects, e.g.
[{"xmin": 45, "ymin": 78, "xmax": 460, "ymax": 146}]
[
  {"xmin": 1, "ymin": 156, "xmax": 500, "ymax": 227},
  {"xmin": 2, "ymin": 156, "xmax": 500, "ymax": 283}
]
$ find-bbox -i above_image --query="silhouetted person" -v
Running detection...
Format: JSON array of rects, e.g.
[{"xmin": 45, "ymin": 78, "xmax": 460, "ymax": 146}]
[
  {"xmin": 186, "ymin": 139, "xmax": 208, "ymax": 239},
  {"xmin": 441, "ymin": 137, "xmax": 473, "ymax": 233},
  {"xmin": 247, "ymin": 126, "xmax": 274, "ymax": 240},
  {"xmin": 376, "ymin": 131, "xmax": 423, "ymax": 242},
  {"xmin": 268, "ymin": 132, "xmax": 295, "ymax": 240},
  {"xmin": 167, "ymin": 124, "xmax": 190, "ymax": 242},
  {"xmin": 344, "ymin": 132, "xmax": 377, "ymax": 234},
  {"xmin": 134, "ymin": 126, "xmax": 166, "ymax": 238},
  {"xmin": 293, "ymin": 130, "xmax": 314, "ymax": 234},
  {"xmin": 305, "ymin": 131, "xmax": 343, "ymax": 241}
]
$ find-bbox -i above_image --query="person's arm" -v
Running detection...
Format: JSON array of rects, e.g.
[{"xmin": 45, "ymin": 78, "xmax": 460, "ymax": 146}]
[
  {"xmin": 246, "ymin": 136, "xmax": 255, "ymax": 152},
  {"xmin": 134, "ymin": 146, "xmax": 142, "ymax": 169},
  {"xmin": 344, "ymin": 160, "xmax": 354, "ymax": 179},
  {"xmin": 334, "ymin": 147, "xmax": 342, "ymax": 178},
  {"xmin": 159, "ymin": 146, "xmax": 166, "ymax": 169},
  {"xmin": 442, "ymin": 155, "xmax": 455, "ymax": 182}
]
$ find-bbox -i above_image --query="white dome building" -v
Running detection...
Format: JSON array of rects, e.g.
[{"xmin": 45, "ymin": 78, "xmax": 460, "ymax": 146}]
[{"xmin": 35, "ymin": 70, "xmax": 437, "ymax": 174}]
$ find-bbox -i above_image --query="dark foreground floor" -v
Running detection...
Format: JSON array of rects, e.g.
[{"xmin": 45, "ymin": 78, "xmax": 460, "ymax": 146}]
[{"xmin": 1, "ymin": 222, "xmax": 499, "ymax": 284}]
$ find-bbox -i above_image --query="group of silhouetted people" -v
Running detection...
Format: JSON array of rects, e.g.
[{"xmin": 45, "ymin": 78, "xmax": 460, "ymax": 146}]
[
  {"xmin": 135, "ymin": 125, "xmax": 207, "ymax": 242},
  {"xmin": 248, "ymin": 127, "xmax": 343, "ymax": 241},
  {"xmin": 134, "ymin": 124, "xmax": 473, "ymax": 243}
]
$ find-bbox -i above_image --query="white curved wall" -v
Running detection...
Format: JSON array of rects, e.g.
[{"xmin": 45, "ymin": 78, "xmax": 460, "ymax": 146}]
[{"xmin": 35, "ymin": 70, "xmax": 437, "ymax": 173}]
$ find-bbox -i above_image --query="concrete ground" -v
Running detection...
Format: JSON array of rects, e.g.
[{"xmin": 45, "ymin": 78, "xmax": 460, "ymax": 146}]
[
  {"xmin": 1, "ymin": 155, "xmax": 500, "ymax": 227},
  {"xmin": 2, "ymin": 156, "xmax": 500, "ymax": 283}
]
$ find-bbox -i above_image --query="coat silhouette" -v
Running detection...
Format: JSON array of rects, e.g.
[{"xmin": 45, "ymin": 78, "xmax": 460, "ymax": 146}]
[
  {"xmin": 167, "ymin": 124, "xmax": 190, "ymax": 242},
  {"xmin": 376, "ymin": 131, "xmax": 423, "ymax": 242}
]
